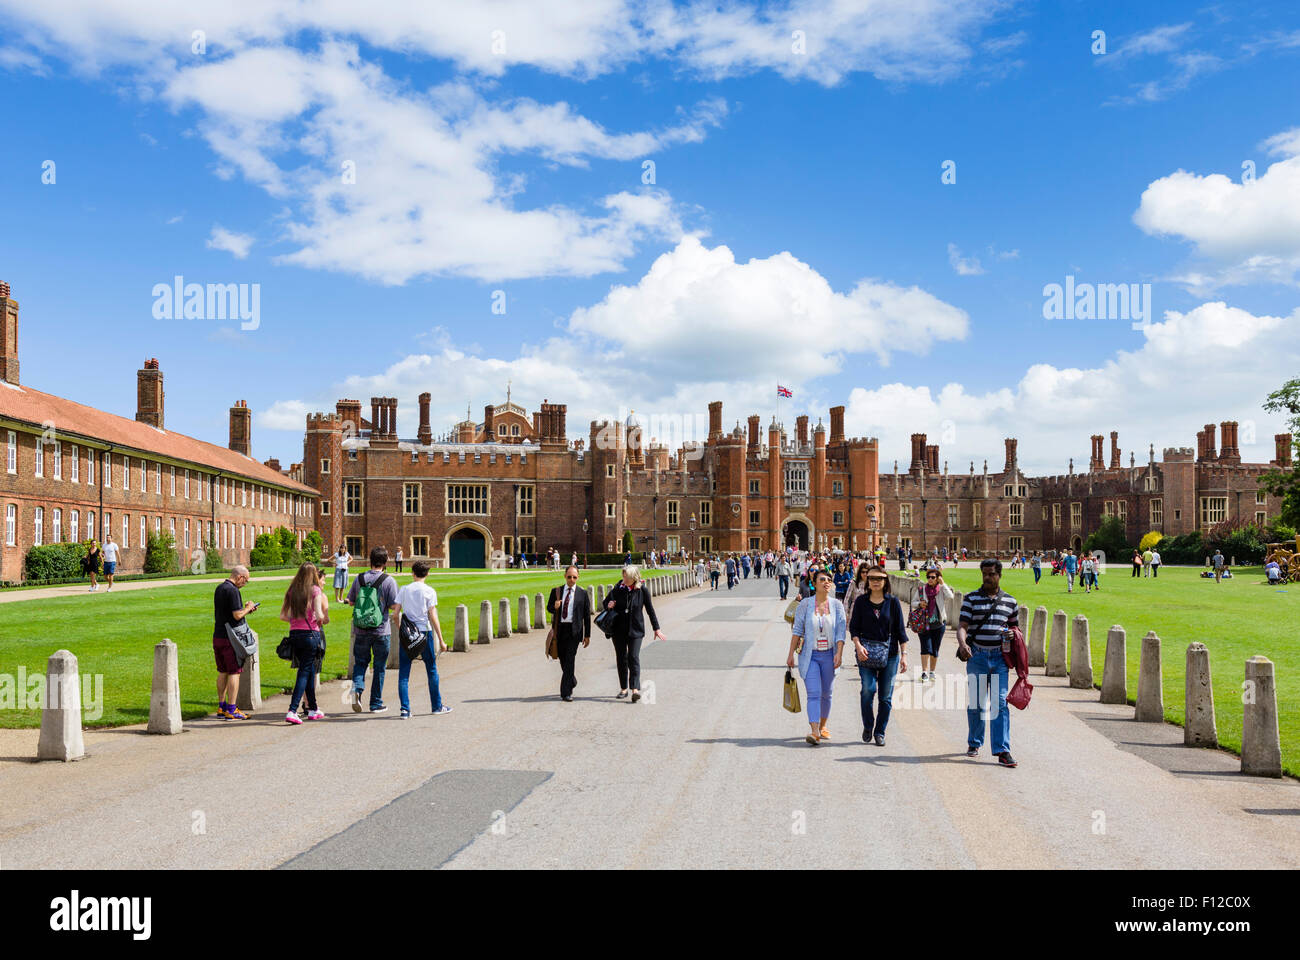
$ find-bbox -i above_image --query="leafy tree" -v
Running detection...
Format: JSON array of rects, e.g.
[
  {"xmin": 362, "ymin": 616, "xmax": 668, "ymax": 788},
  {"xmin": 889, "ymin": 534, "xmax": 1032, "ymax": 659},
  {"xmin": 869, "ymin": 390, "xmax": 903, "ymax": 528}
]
[
  {"xmin": 302, "ymin": 530, "xmax": 323, "ymax": 563},
  {"xmin": 144, "ymin": 531, "xmax": 181, "ymax": 574},
  {"xmin": 1138, "ymin": 530, "xmax": 1164, "ymax": 551},
  {"xmin": 1083, "ymin": 515, "xmax": 1133, "ymax": 560},
  {"xmin": 622, "ymin": 530, "xmax": 635, "ymax": 554},
  {"xmin": 1157, "ymin": 530, "xmax": 1205, "ymax": 565},
  {"xmin": 1206, "ymin": 519, "xmax": 1268, "ymax": 564},
  {"xmin": 1259, "ymin": 377, "xmax": 1300, "ymax": 528},
  {"xmin": 204, "ymin": 540, "xmax": 225, "ymax": 575},
  {"xmin": 249, "ymin": 532, "xmax": 283, "ymax": 567},
  {"xmin": 275, "ymin": 526, "xmax": 297, "ymax": 557}
]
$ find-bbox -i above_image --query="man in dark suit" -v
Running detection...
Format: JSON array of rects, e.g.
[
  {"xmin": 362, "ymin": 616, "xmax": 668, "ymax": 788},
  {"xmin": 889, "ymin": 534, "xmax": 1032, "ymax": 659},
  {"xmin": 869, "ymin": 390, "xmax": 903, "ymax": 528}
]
[{"xmin": 548, "ymin": 565, "xmax": 591, "ymax": 702}]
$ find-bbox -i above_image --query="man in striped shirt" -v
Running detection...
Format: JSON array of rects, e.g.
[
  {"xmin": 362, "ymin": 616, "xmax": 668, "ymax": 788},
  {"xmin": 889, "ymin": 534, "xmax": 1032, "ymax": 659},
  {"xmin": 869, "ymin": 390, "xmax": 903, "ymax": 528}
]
[{"xmin": 957, "ymin": 558, "xmax": 1020, "ymax": 768}]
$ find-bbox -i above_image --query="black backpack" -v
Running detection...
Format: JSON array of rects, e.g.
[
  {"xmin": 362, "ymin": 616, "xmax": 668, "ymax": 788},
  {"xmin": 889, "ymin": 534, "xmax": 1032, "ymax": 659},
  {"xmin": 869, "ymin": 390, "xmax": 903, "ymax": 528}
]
[{"xmin": 399, "ymin": 614, "xmax": 427, "ymax": 659}]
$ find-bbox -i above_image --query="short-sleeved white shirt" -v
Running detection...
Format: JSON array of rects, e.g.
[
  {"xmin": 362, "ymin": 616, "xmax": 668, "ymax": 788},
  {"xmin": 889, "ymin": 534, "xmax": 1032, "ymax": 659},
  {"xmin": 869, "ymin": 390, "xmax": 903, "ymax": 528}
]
[{"xmin": 396, "ymin": 581, "xmax": 438, "ymax": 631}]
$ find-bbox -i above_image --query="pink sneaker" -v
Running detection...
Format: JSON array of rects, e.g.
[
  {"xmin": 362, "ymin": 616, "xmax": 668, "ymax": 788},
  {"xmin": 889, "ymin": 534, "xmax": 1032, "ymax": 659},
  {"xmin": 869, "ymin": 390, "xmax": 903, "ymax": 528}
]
[
  {"xmin": 284, "ymin": 711, "xmax": 303, "ymax": 725},
  {"xmin": 305, "ymin": 710, "xmax": 325, "ymax": 720}
]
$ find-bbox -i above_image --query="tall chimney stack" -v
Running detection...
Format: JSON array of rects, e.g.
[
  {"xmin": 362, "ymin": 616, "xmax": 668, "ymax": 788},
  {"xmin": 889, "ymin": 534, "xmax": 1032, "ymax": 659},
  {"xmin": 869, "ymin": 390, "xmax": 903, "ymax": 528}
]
[
  {"xmin": 909, "ymin": 433, "xmax": 926, "ymax": 475},
  {"xmin": 1004, "ymin": 438, "xmax": 1017, "ymax": 473},
  {"xmin": 1276, "ymin": 433, "xmax": 1293, "ymax": 467},
  {"xmin": 747, "ymin": 414, "xmax": 760, "ymax": 452},
  {"xmin": 0, "ymin": 281, "xmax": 16, "ymax": 385},
  {"xmin": 796, "ymin": 415, "xmax": 809, "ymax": 449},
  {"xmin": 136, "ymin": 358, "xmax": 164, "ymax": 429},
  {"xmin": 708, "ymin": 401, "xmax": 723, "ymax": 441},
  {"xmin": 829, "ymin": 405, "xmax": 845, "ymax": 444},
  {"xmin": 1109, "ymin": 431, "xmax": 1120, "ymax": 470},
  {"xmin": 1203, "ymin": 423, "xmax": 1217, "ymax": 460},
  {"xmin": 417, "ymin": 393, "xmax": 432, "ymax": 444},
  {"xmin": 229, "ymin": 400, "xmax": 251, "ymax": 456}
]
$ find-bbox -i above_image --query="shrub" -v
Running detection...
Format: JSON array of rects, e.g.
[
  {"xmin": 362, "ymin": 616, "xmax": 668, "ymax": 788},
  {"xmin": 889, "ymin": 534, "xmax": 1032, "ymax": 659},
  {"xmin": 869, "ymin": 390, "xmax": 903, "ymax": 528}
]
[
  {"xmin": 144, "ymin": 531, "xmax": 181, "ymax": 575},
  {"xmin": 303, "ymin": 530, "xmax": 323, "ymax": 563},
  {"xmin": 1138, "ymin": 531, "xmax": 1164, "ymax": 551},
  {"xmin": 1265, "ymin": 518, "xmax": 1297, "ymax": 545},
  {"xmin": 25, "ymin": 542, "xmax": 87, "ymax": 581},
  {"xmin": 204, "ymin": 541, "xmax": 225, "ymax": 575},
  {"xmin": 621, "ymin": 530, "xmax": 635, "ymax": 554},
  {"xmin": 275, "ymin": 526, "xmax": 296, "ymax": 558},
  {"xmin": 1206, "ymin": 519, "xmax": 1267, "ymax": 565},
  {"xmin": 249, "ymin": 532, "xmax": 283, "ymax": 567},
  {"xmin": 1157, "ymin": 530, "xmax": 1206, "ymax": 565},
  {"xmin": 1083, "ymin": 516, "xmax": 1133, "ymax": 560}
]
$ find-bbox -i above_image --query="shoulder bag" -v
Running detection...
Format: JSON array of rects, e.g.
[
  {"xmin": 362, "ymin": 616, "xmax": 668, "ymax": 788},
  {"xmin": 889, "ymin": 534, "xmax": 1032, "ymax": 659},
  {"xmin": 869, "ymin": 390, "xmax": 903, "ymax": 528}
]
[
  {"xmin": 399, "ymin": 613, "xmax": 427, "ymax": 659},
  {"xmin": 225, "ymin": 620, "xmax": 258, "ymax": 666}
]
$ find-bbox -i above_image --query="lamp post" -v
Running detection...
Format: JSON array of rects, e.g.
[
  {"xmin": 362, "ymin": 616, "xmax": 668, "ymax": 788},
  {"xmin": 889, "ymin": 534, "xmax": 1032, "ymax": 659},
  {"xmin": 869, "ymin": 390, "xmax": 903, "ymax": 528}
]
[
  {"xmin": 920, "ymin": 497, "xmax": 927, "ymax": 554},
  {"xmin": 870, "ymin": 516, "xmax": 878, "ymax": 553},
  {"xmin": 690, "ymin": 512, "xmax": 697, "ymax": 560},
  {"xmin": 652, "ymin": 494, "xmax": 659, "ymax": 556},
  {"xmin": 995, "ymin": 514, "xmax": 1001, "ymax": 558},
  {"xmin": 582, "ymin": 517, "xmax": 589, "ymax": 569}
]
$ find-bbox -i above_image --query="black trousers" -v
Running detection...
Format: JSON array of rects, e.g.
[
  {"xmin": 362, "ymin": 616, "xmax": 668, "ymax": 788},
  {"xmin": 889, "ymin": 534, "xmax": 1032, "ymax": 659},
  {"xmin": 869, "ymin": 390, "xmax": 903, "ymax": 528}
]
[
  {"xmin": 612, "ymin": 632, "xmax": 643, "ymax": 691},
  {"xmin": 557, "ymin": 623, "xmax": 581, "ymax": 698}
]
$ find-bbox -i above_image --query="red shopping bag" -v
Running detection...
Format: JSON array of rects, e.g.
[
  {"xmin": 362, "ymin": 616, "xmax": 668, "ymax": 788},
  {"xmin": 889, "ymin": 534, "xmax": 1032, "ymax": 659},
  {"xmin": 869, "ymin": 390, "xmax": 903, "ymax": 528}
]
[{"xmin": 1007, "ymin": 675, "xmax": 1033, "ymax": 711}]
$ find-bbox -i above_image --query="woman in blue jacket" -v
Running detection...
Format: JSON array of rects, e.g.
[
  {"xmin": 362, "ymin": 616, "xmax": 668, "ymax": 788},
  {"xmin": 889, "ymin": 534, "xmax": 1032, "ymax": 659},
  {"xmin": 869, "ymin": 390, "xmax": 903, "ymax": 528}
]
[{"xmin": 786, "ymin": 570, "xmax": 846, "ymax": 745}]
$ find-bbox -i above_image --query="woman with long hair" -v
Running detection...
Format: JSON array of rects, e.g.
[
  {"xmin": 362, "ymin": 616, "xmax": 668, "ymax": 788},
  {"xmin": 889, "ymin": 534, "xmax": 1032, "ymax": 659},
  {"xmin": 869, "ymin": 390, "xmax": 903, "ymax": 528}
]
[
  {"xmin": 787, "ymin": 570, "xmax": 846, "ymax": 745},
  {"xmin": 849, "ymin": 565, "xmax": 909, "ymax": 745},
  {"xmin": 915, "ymin": 567, "xmax": 953, "ymax": 682},
  {"xmin": 279, "ymin": 562, "xmax": 328, "ymax": 724},
  {"xmin": 83, "ymin": 540, "xmax": 102, "ymax": 592},
  {"xmin": 842, "ymin": 561, "xmax": 872, "ymax": 623}
]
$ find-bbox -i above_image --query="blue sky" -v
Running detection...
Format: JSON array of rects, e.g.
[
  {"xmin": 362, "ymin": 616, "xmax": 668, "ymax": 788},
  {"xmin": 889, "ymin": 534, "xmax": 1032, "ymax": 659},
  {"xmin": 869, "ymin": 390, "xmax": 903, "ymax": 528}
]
[{"xmin": 2, "ymin": 0, "xmax": 1299, "ymax": 474}]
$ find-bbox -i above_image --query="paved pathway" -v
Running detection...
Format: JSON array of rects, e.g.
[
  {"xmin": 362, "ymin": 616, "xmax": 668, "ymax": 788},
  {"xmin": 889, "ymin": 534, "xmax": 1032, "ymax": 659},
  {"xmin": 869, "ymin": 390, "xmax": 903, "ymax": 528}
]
[{"xmin": 2, "ymin": 573, "xmax": 1298, "ymax": 869}]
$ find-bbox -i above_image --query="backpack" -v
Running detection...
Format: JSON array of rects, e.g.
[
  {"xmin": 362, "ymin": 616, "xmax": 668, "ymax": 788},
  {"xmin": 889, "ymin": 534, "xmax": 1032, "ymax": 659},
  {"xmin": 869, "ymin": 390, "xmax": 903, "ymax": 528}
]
[
  {"xmin": 353, "ymin": 572, "xmax": 390, "ymax": 630},
  {"xmin": 399, "ymin": 614, "xmax": 427, "ymax": 659}
]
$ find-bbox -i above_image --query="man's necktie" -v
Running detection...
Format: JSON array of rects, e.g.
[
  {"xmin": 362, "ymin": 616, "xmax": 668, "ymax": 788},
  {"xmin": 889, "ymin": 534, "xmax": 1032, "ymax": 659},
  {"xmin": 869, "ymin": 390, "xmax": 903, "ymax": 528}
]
[{"xmin": 562, "ymin": 587, "xmax": 571, "ymax": 619}]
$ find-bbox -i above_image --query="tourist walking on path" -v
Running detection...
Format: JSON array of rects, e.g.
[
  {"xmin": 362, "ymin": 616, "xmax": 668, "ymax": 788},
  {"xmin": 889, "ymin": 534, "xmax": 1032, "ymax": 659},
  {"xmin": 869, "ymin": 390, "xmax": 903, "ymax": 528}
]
[
  {"xmin": 956, "ymin": 558, "xmax": 1020, "ymax": 768},
  {"xmin": 279, "ymin": 562, "xmax": 328, "ymax": 724},
  {"xmin": 394, "ymin": 561, "xmax": 450, "ymax": 717},
  {"xmin": 1031, "ymin": 551, "xmax": 1041, "ymax": 584},
  {"xmin": 709, "ymin": 556, "xmax": 721, "ymax": 590},
  {"xmin": 915, "ymin": 567, "xmax": 953, "ymax": 682},
  {"xmin": 212, "ymin": 565, "xmax": 256, "ymax": 720},
  {"xmin": 101, "ymin": 534, "xmax": 120, "ymax": 591},
  {"xmin": 1063, "ymin": 549, "xmax": 1077, "ymax": 593},
  {"xmin": 1131, "ymin": 550, "xmax": 1142, "ymax": 578},
  {"xmin": 332, "ymin": 545, "xmax": 351, "ymax": 602},
  {"xmin": 604, "ymin": 565, "xmax": 665, "ymax": 703},
  {"xmin": 695, "ymin": 556, "xmax": 706, "ymax": 587},
  {"xmin": 776, "ymin": 555, "xmax": 791, "ymax": 599},
  {"xmin": 850, "ymin": 566, "xmax": 908, "ymax": 744},
  {"xmin": 725, "ymin": 555, "xmax": 737, "ymax": 590},
  {"xmin": 346, "ymin": 547, "xmax": 399, "ymax": 713},
  {"xmin": 83, "ymin": 540, "xmax": 102, "ymax": 592},
  {"xmin": 1213, "ymin": 549, "xmax": 1226, "ymax": 583},
  {"xmin": 1151, "ymin": 548, "xmax": 1161, "ymax": 578},
  {"xmin": 788, "ymin": 570, "xmax": 846, "ymax": 745},
  {"xmin": 1142, "ymin": 547, "xmax": 1153, "ymax": 577},
  {"xmin": 842, "ymin": 561, "xmax": 871, "ymax": 620},
  {"xmin": 548, "ymin": 565, "xmax": 591, "ymax": 702},
  {"xmin": 833, "ymin": 561, "xmax": 851, "ymax": 602}
]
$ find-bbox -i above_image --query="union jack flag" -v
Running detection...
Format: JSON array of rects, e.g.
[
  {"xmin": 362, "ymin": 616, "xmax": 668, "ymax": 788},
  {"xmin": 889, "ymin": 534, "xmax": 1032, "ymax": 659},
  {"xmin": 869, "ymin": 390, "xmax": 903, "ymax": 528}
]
[{"xmin": 777, "ymin": 385, "xmax": 793, "ymax": 398}]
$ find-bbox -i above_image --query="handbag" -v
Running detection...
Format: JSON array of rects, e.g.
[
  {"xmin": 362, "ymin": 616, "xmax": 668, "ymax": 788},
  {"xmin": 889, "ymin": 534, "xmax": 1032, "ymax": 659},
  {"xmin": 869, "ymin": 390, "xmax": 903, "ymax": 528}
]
[
  {"xmin": 545, "ymin": 626, "xmax": 558, "ymax": 660},
  {"xmin": 1008, "ymin": 675, "xmax": 1033, "ymax": 710},
  {"xmin": 906, "ymin": 598, "xmax": 929, "ymax": 635},
  {"xmin": 594, "ymin": 606, "xmax": 618, "ymax": 638},
  {"xmin": 783, "ymin": 599, "xmax": 800, "ymax": 624},
  {"xmin": 224, "ymin": 621, "xmax": 258, "ymax": 665},
  {"xmin": 783, "ymin": 669, "xmax": 802, "ymax": 714},
  {"xmin": 399, "ymin": 614, "xmax": 427, "ymax": 659},
  {"xmin": 276, "ymin": 636, "xmax": 294, "ymax": 661},
  {"xmin": 861, "ymin": 639, "xmax": 890, "ymax": 669}
]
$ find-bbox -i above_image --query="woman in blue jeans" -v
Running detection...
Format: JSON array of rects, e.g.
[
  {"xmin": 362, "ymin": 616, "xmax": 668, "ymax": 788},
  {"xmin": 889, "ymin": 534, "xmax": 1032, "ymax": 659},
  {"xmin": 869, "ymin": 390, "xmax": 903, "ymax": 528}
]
[
  {"xmin": 848, "ymin": 565, "xmax": 909, "ymax": 746},
  {"xmin": 280, "ymin": 563, "xmax": 329, "ymax": 724},
  {"xmin": 787, "ymin": 571, "xmax": 846, "ymax": 745}
]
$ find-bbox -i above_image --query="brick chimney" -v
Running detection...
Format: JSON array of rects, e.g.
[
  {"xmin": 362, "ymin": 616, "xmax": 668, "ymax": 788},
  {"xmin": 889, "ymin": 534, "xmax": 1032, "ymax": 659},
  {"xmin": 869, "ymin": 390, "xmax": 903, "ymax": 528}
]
[
  {"xmin": 747, "ymin": 414, "xmax": 760, "ymax": 452},
  {"xmin": 909, "ymin": 433, "xmax": 926, "ymax": 475},
  {"xmin": 539, "ymin": 401, "xmax": 567, "ymax": 448},
  {"xmin": 135, "ymin": 358, "xmax": 164, "ymax": 429},
  {"xmin": 926, "ymin": 444, "xmax": 939, "ymax": 473},
  {"xmin": 1003, "ymin": 438, "xmax": 1017, "ymax": 473},
  {"xmin": 829, "ymin": 405, "xmax": 845, "ymax": 444},
  {"xmin": 708, "ymin": 401, "xmax": 723, "ymax": 441},
  {"xmin": 0, "ymin": 281, "xmax": 17, "ymax": 385},
  {"xmin": 1109, "ymin": 431, "xmax": 1120, "ymax": 470},
  {"xmin": 1220, "ymin": 420, "xmax": 1240, "ymax": 463},
  {"xmin": 229, "ymin": 400, "xmax": 251, "ymax": 456},
  {"xmin": 1089, "ymin": 435, "xmax": 1104, "ymax": 472},
  {"xmin": 263, "ymin": 457, "xmax": 282, "ymax": 473},
  {"xmin": 336, "ymin": 399, "xmax": 362, "ymax": 437},
  {"xmin": 481, "ymin": 402, "xmax": 494, "ymax": 443},
  {"xmin": 796, "ymin": 415, "xmax": 809, "ymax": 449},
  {"xmin": 418, "ymin": 393, "xmax": 432, "ymax": 444},
  {"xmin": 1276, "ymin": 433, "xmax": 1293, "ymax": 467},
  {"xmin": 1202, "ymin": 423, "xmax": 1217, "ymax": 460}
]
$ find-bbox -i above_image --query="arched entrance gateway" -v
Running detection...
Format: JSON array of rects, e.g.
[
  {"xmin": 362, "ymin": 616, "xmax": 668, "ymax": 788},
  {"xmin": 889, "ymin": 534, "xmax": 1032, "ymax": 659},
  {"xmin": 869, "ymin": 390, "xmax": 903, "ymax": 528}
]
[
  {"xmin": 446, "ymin": 524, "xmax": 488, "ymax": 568},
  {"xmin": 783, "ymin": 519, "xmax": 810, "ymax": 551},
  {"xmin": 1071, "ymin": 535, "xmax": 1083, "ymax": 553}
]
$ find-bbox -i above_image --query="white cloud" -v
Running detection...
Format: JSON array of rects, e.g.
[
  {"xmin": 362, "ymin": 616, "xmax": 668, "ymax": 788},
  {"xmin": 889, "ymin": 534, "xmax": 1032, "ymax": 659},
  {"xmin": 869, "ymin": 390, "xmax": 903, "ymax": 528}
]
[
  {"xmin": 257, "ymin": 236, "xmax": 969, "ymax": 445},
  {"xmin": 947, "ymin": 243, "xmax": 984, "ymax": 276},
  {"xmin": 206, "ymin": 224, "xmax": 254, "ymax": 259},
  {"xmin": 843, "ymin": 300, "xmax": 1300, "ymax": 475},
  {"xmin": 1133, "ymin": 127, "xmax": 1300, "ymax": 292}
]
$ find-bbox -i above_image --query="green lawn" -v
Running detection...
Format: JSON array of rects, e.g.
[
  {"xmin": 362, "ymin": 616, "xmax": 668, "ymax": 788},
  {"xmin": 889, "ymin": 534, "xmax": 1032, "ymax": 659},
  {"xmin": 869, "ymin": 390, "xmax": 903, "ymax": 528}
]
[
  {"xmin": 0, "ymin": 566, "xmax": 675, "ymax": 728},
  {"xmin": 931, "ymin": 564, "xmax": 1300, "ymax": 776}
]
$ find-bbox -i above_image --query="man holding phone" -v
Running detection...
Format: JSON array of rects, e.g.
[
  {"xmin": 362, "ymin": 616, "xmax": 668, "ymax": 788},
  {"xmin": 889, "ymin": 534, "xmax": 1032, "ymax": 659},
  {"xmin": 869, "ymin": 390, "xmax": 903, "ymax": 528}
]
[{"xmin": 213, "ymin": 565, "xmax": 257, "ymax": 720}]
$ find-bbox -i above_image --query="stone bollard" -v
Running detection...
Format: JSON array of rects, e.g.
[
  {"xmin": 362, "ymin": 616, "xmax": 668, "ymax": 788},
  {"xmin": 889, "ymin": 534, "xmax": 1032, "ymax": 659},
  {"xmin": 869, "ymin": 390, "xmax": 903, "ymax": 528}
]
[
  {"xmin": 477, "ymin": 600, "xmax": 493, "ymax": 644},
  {"xmin": 236, "ymin": 650, "xmax": 262, "ymax": 712},
  {"xmin": 533, "ymin": 593, "xmax": 546, "ymax": 629},
  {"xmin": 949, "ymin": 590, "xmax": 963, "ymax": 626},
  {"xmin": 516, "ymin": 596, "xmax": 530, "ymax": 634},
  {"xmin": 148, "ymin": 638, "xmax": 182, "ymax": 734},
  {"xmin": 586, "ymin": 586, "xmax": 594, "ymax": 610},
  {"xmin": 1068, "ymin": 615, "xmax": 1093, "ymax": 689},
  {"xmin": 496, "ymin": 598, "xmax": 512, "ymax": 639},
  {"xmin": 1028, "ymin": 607, "xmax": 1048, "ymax": 668},
  {"xmin": 37, "ymin": 650, "xmax": 85, "ymax": 762},
  {"xmin": 1046, "ymin": 611, "xmax": 1069, "ymax": 677},
  {"xmin": 1134, "ymin": 631, "xmax": 1164, "ymax": 722},
  {"xmin": 596, "ymin": 583, "xmax": 606, "ymax": 606},
  {"xmin": 453, "ymin": 604, "xmax": 470, "ymax": 652},
  {"xmin": 1184, "ymin": 643, "xmax": 1216, "ymax": 747},
  {"xmin": 1017, "ymin": 604, "xmax": 1029, "ymax": 642},
  {"xmin": 1100, "ymin": 626, "xmax": 1127, "ymax": 703},
  {"xmin": 1241, "ymin": 656, "xmax": 1282, "ymax": 777},
  {"xmin": 386, "ymin": 614, "xmax": 400, "ymax": 669}
]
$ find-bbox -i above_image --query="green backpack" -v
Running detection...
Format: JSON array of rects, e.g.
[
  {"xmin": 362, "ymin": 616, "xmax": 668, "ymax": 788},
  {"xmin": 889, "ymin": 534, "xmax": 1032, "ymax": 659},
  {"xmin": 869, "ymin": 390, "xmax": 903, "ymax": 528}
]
[{"xmin": 353, "ymin": 572, "xmax": 390, "ymax": 629}]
